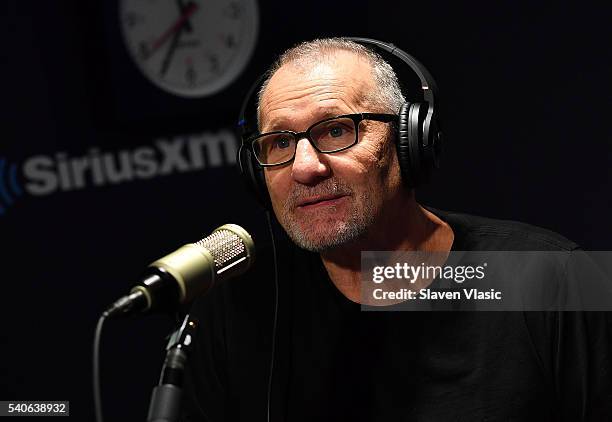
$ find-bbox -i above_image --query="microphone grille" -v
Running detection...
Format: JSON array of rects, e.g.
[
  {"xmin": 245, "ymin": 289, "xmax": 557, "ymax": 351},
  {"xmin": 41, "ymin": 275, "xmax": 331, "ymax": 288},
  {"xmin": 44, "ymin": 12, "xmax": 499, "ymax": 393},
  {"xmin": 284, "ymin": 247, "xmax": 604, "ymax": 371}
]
[{"xmin": 195, "ymin": 224, "xmax": 254, "ymax": 270}]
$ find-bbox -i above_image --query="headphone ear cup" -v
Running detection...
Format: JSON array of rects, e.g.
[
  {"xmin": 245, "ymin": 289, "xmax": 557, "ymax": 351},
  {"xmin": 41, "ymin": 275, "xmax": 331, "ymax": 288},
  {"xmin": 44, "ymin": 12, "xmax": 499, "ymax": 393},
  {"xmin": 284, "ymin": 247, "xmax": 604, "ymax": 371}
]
[
  {"xmin": 238, "ymin": 144, "xmax": 272, "ymax": 209},
  {"xmin": 397, "ymin": 102, "xmax": 415, "ymax": 188},
  {"xmin": 407, "ymin": 102, "xmax": 424, "ymax": 187},
  {"xmin": 420, "ymin": 106, "xmax": 441, "ymax": 182},
  {"xmin": 397, "ymin": 102, "xmax": 426, "ymax": 188}
]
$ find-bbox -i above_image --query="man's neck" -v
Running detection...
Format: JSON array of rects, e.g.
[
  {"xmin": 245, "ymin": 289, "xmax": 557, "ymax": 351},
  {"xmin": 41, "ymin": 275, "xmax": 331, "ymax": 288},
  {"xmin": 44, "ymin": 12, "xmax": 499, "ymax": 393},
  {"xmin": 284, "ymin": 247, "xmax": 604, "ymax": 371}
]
[{"xmin": 320, "ymin": 200, "xmax": 454, "ymax": 303}]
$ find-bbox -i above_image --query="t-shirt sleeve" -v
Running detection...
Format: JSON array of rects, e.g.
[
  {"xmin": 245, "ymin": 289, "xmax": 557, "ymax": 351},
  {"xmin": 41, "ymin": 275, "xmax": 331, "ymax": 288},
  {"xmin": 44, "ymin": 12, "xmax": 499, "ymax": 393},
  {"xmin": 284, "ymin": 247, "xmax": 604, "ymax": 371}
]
[
  {"xmin": 556, "ymin": 250, "xmax": 612, "ymax": 420},
  {"xmin": 553, "ymin": 311, "xmax": 612, "ymax": 420},
  {"xmin": 524, "ymin": 249, "xmax": 612, "ymax": 420}
]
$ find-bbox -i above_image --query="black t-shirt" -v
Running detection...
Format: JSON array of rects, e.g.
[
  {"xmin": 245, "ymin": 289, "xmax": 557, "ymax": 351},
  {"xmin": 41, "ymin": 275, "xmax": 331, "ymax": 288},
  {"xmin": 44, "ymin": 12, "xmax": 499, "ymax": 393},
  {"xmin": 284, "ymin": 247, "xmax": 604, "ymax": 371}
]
[{"xmin": 181, "ymin": 208, "xmax": 612, "ymax": 421}]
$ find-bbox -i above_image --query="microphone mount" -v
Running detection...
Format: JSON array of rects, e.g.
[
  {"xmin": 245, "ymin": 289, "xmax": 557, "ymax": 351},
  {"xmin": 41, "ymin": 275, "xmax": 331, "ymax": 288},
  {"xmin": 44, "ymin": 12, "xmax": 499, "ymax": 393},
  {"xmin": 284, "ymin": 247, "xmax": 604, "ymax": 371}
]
[{"xmin": 147, "ymin": 314, "xmax": 199, "ymax": 422}]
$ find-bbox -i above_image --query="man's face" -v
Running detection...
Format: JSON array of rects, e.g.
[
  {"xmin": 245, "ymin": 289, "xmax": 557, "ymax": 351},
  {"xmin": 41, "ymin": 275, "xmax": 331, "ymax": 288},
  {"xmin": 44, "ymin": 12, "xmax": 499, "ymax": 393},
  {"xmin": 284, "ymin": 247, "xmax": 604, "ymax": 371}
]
[{"xmin": 259, "ymin": 51, "xmax": 403, "ymax": 252}]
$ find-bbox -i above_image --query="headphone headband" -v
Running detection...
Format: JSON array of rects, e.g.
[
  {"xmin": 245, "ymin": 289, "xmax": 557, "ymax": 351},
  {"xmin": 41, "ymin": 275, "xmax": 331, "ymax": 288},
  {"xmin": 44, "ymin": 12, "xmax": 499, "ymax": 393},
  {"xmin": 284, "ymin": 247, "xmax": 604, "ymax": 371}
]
[
  {"xmin": 237, "ymin": 37, "xmax": 438, "ymax": 137},
  {"xmin": 346, "ymin": 37, "xmax": 438, "ymax": 106}
]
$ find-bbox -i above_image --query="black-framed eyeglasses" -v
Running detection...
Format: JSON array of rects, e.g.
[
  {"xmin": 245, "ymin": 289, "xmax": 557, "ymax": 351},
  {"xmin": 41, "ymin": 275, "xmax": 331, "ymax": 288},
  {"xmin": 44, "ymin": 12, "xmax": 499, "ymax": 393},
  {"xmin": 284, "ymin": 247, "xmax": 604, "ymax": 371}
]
[{"xmin": 247, "ymin": 113, "xmax": 396, "ymax": 166}]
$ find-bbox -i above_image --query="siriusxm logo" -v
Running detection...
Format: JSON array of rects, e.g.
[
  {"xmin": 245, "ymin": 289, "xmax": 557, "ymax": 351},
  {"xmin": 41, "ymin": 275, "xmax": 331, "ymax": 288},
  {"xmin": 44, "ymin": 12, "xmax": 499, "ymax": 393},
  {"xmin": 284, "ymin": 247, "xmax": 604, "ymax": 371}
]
[
  {"xmin": 0, "ymin": 158, "xmax": 23, "ymax": 216},
  {"xmin": 0, "ymin": 130, "xmax": 237, "ymax": 216}
]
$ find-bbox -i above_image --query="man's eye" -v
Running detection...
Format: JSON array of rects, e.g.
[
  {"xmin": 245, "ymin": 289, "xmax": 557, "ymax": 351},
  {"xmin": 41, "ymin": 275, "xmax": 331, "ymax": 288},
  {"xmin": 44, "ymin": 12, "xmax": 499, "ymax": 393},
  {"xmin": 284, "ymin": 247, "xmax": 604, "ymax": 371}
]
[
  {"xmin": 274, "ymin": 137, "xmax": 291, "ymax": 149},
  {"xmin": 328, "ymin": 126, "xmax": 344, "ymax": 137}
]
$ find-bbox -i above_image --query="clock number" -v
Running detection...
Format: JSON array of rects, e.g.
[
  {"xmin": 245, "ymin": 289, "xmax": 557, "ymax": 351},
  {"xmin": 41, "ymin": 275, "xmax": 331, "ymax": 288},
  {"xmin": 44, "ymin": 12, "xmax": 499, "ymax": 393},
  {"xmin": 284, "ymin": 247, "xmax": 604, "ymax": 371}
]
[
  {"xmin": 125, "ymin": 12, "xmax": 140, "ymax": 28},
  {"xmin": 223, "ymin": 34, "xmax": 237, "ymax": 49},
  {"xmin": 224, "ymin": 2, "xmax": 241, "ymax": 19},
  {"xmin": 205, "ymin": 54, "xmax": 221, "ymax": 74},
  {"xmin": 186, "ymin": 66, "xmax": 197, "ymax": 86},
  {"xmin": 139, "ymin": 41, "xmax": 151, "ymax": 60}
]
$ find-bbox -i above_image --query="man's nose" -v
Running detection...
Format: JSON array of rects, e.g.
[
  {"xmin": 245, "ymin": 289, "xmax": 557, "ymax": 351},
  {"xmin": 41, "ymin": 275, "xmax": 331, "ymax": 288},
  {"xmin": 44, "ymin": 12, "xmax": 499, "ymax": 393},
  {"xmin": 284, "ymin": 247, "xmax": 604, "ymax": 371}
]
[{"xmin": 291, "ymin": 138, "xmax": 330, "ymax": 184}]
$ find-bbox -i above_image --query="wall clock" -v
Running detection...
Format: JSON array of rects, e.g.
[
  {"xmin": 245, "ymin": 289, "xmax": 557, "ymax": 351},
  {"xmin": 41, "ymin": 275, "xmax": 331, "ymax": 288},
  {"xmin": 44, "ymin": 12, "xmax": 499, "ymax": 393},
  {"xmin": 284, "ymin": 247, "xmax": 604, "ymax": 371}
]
[{"xmin": 119, "ymin": 0, "xmax": 259, "ymax": 98}]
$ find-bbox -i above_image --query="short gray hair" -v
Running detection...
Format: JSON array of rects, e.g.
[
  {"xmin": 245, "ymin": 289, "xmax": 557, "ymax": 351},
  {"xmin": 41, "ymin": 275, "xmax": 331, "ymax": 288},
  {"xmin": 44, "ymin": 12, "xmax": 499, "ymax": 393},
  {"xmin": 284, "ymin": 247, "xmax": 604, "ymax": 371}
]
[{"xmin": 256, "ymin": 37, "xmax": 405, "ymax": 127}]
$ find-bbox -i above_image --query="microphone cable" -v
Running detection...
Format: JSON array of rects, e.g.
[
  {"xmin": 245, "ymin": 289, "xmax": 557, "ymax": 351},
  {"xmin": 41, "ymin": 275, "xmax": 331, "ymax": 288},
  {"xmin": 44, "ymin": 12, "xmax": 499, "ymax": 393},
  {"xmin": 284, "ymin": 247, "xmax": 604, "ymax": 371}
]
[
  {"xmin": 93, "ymin": 311, "xmax": 109, "ymax": 422},
  {"xmin": 265, "ymin": 210, "xmax": 280, "ymax": 422}
]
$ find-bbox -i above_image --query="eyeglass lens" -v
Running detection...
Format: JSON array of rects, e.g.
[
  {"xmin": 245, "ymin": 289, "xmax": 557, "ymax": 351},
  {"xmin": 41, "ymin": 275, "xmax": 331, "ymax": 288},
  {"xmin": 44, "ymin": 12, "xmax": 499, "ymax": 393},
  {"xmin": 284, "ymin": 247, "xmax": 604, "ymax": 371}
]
[{"xmin": 253, "ymin": 116, "xmax": 357, "ymax": 165}]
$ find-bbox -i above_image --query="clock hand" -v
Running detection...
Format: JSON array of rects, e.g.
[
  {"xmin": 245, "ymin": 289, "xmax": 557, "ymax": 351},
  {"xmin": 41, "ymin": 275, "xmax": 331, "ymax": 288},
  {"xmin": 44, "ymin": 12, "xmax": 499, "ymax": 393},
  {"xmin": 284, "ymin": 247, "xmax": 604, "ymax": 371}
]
[
  {"xmin": 144, "ymin": 2, "xmax": 198, "ymax": 60},
  {"xmin": 176, "ymin": 0, "xmax": 194, "ymax": 33},
  {"xmin": 160, "ymin": 27, "xmax": 182, "ymax": 77}
]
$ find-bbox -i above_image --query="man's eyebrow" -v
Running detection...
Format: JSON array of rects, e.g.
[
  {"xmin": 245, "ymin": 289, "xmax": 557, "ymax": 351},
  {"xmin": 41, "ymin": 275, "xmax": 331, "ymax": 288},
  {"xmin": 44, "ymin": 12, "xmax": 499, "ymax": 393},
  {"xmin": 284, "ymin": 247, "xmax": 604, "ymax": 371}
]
[
  {"xmin": 263, "ymin": 118, "xmax": 291, "ymax": 132},
  {"xmin": 263, "ymin": 108, "xmax": 351, "ymax": 132},
  {"xmin": 318, "ymin": 108, "xmax": 349, "ymax": 119}
]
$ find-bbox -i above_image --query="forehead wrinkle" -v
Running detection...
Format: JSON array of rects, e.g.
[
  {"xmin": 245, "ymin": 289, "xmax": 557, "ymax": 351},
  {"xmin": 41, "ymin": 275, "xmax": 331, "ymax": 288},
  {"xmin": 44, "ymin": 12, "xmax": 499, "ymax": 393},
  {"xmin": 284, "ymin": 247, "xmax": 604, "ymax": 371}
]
[
  {"xmin": 263, "ymin": 78, "xmax": 348, "ymax": 106},
  {"xmin": 260, "ymin": 59, "xmax": 375, "ymax": 129}
]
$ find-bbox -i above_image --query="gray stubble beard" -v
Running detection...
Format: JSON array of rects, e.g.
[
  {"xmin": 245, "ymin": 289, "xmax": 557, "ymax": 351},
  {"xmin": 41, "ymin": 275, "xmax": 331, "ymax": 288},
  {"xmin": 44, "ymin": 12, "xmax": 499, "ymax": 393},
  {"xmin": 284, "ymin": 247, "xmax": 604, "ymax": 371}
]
[{"xmin": 277, "ymin": 178, "xmax": 377, "ymax": 252}]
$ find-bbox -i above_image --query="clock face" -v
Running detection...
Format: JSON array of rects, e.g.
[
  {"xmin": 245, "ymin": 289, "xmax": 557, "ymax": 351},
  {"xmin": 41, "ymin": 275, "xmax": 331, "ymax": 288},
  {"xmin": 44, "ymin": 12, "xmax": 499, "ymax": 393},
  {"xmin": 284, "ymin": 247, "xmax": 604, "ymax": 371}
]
[{"xmin": 119, "ymin": 0, "xmax": 259, "ymax": 98}]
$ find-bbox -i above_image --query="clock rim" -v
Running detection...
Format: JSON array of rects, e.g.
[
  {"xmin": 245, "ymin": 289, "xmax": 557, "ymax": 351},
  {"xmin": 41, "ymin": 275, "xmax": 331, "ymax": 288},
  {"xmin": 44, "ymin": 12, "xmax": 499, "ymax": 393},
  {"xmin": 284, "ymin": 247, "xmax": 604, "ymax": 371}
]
[{"xmin": 118, "ymin": 0, "xmax": 259, "ymax": 98}]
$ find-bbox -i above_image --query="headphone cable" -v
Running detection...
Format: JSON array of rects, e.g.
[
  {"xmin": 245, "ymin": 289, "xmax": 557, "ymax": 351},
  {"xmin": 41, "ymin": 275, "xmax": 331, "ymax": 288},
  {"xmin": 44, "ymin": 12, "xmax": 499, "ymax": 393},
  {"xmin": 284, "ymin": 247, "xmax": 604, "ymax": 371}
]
[
  {"xmin": 265, "ymin": 210, "xmax": 280, "ymax": 422},
  {"xmin": 93, "ymin": 312, "xmax": 108, "ymax": 422}
]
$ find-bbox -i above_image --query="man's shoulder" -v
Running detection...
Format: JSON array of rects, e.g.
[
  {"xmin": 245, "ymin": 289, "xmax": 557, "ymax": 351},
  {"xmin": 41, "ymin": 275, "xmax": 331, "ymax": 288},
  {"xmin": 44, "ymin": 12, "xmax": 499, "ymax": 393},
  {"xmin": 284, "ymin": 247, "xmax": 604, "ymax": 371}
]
[{"xmin": 429, "ymin": 207, "xmax": 580, "ymax": 251}]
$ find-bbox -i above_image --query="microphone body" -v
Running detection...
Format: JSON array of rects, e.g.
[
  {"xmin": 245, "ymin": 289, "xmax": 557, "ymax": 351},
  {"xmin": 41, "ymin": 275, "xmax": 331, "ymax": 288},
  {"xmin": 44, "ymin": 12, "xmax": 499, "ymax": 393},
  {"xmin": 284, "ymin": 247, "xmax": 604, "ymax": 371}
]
[{"xmin": 105, "ymin": 224, "xmax": 255, "ymax": 318}]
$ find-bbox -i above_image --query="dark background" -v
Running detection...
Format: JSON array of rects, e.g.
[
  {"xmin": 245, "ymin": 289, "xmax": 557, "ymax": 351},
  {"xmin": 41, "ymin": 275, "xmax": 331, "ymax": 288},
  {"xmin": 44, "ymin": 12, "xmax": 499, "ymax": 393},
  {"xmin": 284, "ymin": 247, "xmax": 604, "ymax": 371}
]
[{"xmin": 1, "ymin": 1, "xmax": 610, "ymax": 420}]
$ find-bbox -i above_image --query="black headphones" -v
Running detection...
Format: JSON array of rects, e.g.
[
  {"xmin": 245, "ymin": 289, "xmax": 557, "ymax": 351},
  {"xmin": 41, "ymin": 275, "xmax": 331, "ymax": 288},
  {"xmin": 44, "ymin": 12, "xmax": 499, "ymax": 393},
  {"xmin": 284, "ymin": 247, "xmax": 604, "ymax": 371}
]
[{"xmin": 236, "ymin": 37, "xmax": 444, "ymax": 209}]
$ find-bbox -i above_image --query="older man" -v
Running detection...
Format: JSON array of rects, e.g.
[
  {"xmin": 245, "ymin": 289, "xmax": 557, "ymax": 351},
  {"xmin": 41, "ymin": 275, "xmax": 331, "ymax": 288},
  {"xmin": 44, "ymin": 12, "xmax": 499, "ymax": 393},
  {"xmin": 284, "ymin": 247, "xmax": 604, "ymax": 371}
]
[
  {"xmin": 181, "ymin": 38, "xmax": 611, "ymax": 421},
  {"xmin": 257, "ymin": 41, "xmax": 453, "ymax": 303}
]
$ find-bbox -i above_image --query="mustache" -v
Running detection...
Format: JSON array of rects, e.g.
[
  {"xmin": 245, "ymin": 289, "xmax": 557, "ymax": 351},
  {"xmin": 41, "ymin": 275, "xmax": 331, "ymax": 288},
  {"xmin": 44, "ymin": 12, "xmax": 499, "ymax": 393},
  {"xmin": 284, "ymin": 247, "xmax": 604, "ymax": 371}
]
[{"xmin": 284, "ymin": 179, "xmax": 353, "ymax": 210}]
